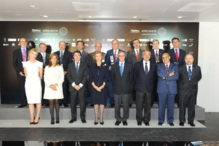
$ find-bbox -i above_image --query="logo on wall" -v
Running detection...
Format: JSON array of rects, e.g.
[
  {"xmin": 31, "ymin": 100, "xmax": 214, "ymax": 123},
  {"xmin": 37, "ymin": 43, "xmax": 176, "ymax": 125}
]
[
  {"xmin": 59, "ymin": 27, "xmax": 68, "ymax": 36},
  {"xmin": 158, "ymin": 27, "xmax": 167, "ymax": 36}
]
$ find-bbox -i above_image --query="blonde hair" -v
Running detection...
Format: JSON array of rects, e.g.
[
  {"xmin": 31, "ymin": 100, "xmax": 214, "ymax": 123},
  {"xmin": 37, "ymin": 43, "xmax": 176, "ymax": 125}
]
[
  {"xmin": 28, "ymin": 48, "xmax": 38, "ymax": 60},
  {"xmin": 93, "ymin": 51, "xmax": 103, "ymax": 62}
]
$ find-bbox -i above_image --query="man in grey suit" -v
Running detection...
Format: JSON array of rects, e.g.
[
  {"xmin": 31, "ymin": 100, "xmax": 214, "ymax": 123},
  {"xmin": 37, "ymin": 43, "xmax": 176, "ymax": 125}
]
[
  {"xmin": 179, "ymin": 54, "xmax": 202, "ymax": 127},
  {"xmin": 111, "ymin": 51, "xmax": 133, "ymax": 126},
  {"xmin": 67, "ymin": 51, "xmax": 88, "ymax": 124},
  {"xmin": 76, "ymin": 41, "xmax": 89, "ymax": 65}
]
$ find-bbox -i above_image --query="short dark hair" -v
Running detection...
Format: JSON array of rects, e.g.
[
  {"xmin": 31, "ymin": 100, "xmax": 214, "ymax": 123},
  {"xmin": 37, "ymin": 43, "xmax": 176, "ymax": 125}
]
[
  {"xmin": 130, "ymin": 38, "xmax": 140, "ymax": 49},
  {"xmin": 76, "ymin": 41, "xmax": 85, "ymax": 46},
  {"xmin": 172, "ymin": 37, "xmax": 180, "ymax": 42},
  {"xmin": 73, "ymin": 50, "xmax": 82, "ymax": 56}
]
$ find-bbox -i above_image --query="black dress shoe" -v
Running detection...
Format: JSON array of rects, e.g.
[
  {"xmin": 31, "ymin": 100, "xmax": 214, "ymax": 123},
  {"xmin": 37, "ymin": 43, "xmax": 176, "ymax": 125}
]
[
  {"xmin": 169, "ymin": 123, "xmax": 174, "ymax": 126},
  {"xmin": 115, "ymin": 121, "xmax": 121, "ymax": 126},
  {"xmin": 18, "ymin": 104, "xmax": 27, "ymax": 108},
  {"xmin": 189, "ymin": 123, "xmax": 195, "ymax": 127},
  {"xmin": 137, "ymin": 121, "xmax": 142, "ymax": 126},
  {"xmin": 94, "ymin": 121, "xmax": 98, "ymax": 125},
  {"xmin": 123, "ymin": 121, "xmax": 128, "ymax": 126},
  {"xmin": 56, "ymin": 120, "xmax": 60, "ymax": 124},
  {"xmin": 158, "ymin": 122, "xmax": 163, "ymax": 126},
  {"xmin": 69, "ymin": 119, "xmax": 76, "ymax": 123},
  {"xmin": 144, "ymin": 122, "xmax": 150, "ymax": 126},
  {"xmin": 51, "ymin": 121, "xmax": 55, "ymax": 125},
  {"xmin": 63, "ymin": 103, "xmax": 69, "ymax": 107},
  {"xmin": 81, "ymin": 119, "xmax": 87, "ymax": 123},
  {"xmin": 100, "ymin": 121, "xmax": 104, "ymax": 125},
  {"xmin": 179, "ymin": 122, "xmax": 184, "ymax": 126},
  {"xmin": 110, "ymin": 104, "xmax": 115, "ymax": 108}
]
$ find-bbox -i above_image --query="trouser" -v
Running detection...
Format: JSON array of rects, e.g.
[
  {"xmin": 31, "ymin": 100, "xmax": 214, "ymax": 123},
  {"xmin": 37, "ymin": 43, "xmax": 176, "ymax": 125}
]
[
  {"xmin": 179, "ymin": 93, "xmax": 196, "ymax": 124},
  {"xmin": 158, "ymin": 93, "xmax": 176, "ymax": 123},
  {"xmin": 70, "ymin": 89, "xmax": 86, "ymax": 120},
  {"xmin": 114, "ymin": 94, "xmax": 130, "ymax": 122},
  {"xmin": 136, "ymin": 90, "xmax": 152, "ymax": 123}
]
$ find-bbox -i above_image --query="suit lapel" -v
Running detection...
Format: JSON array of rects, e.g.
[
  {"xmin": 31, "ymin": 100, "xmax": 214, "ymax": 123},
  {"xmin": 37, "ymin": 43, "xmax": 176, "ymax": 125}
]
[{"xmin": 182, "ymin": 65, "xmax": 189, "ymax": 80}]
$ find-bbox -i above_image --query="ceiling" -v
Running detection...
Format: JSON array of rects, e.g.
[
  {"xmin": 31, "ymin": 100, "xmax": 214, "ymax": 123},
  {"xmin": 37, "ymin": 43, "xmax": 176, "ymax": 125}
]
[{"xmin": 0, "ymin": 0, "xmax": 219, "ymax": 22}]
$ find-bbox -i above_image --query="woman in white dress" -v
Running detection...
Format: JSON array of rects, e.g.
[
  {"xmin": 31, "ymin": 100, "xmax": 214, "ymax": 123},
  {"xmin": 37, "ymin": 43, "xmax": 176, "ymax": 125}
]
[
  {"xmin": 44, "ymin": 53, "xmax": 64, "ymax": 124},
  {"xmin": 23, "ymin": 48, "xmax": 43, "ymax": 124}
]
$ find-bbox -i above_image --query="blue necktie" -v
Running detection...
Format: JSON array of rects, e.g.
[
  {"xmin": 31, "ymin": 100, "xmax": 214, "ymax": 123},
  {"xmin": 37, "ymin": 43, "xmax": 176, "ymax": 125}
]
[
  {"xmin": 120, "ymin": 63, "xmax": 123, "ymax": 76},
  {"xmin": 76, "ymin": 62, "xmax": 79, "ymax": 74},
  {"xmin": 188, "ymin": 66, "xmax": 192, "ymax": 80}
]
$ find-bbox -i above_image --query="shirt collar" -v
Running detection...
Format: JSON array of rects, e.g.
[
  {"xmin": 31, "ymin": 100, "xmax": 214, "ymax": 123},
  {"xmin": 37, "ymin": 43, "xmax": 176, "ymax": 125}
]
[{"xmin": 143, "ymin": 60, "xmax": 150, "ymax": 64}]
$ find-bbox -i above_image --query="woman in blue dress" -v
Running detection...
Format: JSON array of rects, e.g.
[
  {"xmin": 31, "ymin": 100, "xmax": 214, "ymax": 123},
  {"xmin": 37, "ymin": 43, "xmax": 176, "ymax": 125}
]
[{"xmin": 89, "ymin": 51, "xmax": 109, "ymax": 125}]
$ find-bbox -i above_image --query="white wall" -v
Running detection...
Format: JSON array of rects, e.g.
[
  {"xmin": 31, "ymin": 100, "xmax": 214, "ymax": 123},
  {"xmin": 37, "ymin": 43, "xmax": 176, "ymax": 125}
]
[{"xmin": 198, "ymin": 22, "xmax": 219, "ymax": 112}]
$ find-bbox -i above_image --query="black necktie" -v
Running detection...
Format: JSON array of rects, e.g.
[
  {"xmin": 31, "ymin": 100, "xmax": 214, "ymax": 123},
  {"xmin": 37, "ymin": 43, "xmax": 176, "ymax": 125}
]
[
  {"xmin": 145, "ymin": 63, "xmax": 148, "ymax": 75},
  {"xmin": 188, "ymin": 66, "xmax": 192, "ymax": 80}
]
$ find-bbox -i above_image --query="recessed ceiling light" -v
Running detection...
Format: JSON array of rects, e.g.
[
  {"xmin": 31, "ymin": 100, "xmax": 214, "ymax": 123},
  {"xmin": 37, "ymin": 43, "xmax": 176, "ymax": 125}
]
[
  {"xmin": 88, "ymin": 16, "xmax": 92, "ymax": 18},
  {"xmin": 29, "ymin": 5, "xmax": 35, "ymax": 8},
  {"xmin": 133, "ymin": 16, "xmax": 138, "ymax": 19},
  {"xmin": 42, "ymin": 15, "xmax": 48, "ymax": 18},
  {"xmin": 177, "ymin": 16, "xmax": 183, "ymax": 19}
]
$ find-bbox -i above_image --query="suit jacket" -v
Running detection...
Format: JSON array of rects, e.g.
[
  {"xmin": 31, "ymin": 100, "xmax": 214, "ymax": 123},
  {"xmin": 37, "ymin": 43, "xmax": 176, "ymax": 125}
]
[
  {"xmin": 178, "ymin": 65, "xmax": 202, "ymax": 96},
  {"xmin": 134, "ymin": 61, "xmax": 157, "ymax": 92},
  {"xmin": 89, "ymin": 63, "xmax": 109, "ymax": 87},
  {"xmin": 80, "ymin": 50, "xmax": 90, "ymax": 64},
  {"xmin": 36, "ymin": 52, "xmax": 49, "ymax": 68},
  {"xmin": 105, "ymin": 49, "xmax": 124, "ymax": 67},
  {"xmin": 111, "ymin": 62, "xmax": 133, "ymax": 95},
  {"xmin": 67, "ymin": 62, "xmax": 88, "ymax": 92},
  {"xmin": 168, "ymin": 48, "xmax": 186, "ymax": 67},
  {"xmin": 127, "ymin": 49, "xmax": 143, "ymax": 67},
  {"xmin": 150, "ymin": 49, "xmax": 165, "ymax": 64},
  {"xmin": 157, "ymin": 63, "xmax": 179, "ymax": 94},
  {"xmin": 12, "ymin": 48, "xmax": 30, "ymax": 75},
  {"xmin": 55, "ymin": 50, "xmax": 73, "ymax": 71}
]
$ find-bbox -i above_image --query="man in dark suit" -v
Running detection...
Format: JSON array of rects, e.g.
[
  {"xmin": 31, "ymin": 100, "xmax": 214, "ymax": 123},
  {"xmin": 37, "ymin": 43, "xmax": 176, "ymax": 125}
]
[
  {"xmin": 67, "ymin": 51, "xmax": 88, "ymax": 124},
  {"xmin": 157, "ymin": 53, "xmax": 179, "ymax": 126},
  {"xmin": 168, "ymin": 37, "xmax": 186, "ymax": 107},
  {"xmin": 111, "ymin": 51, "xmax": 133, "ymax": 126},
  {"xmin": 55, "ymin": 41, "xmax": 73, "ymax": 107},
  {"xmin": 127, "ymin": 39, "xmax": 144, "ymax": 107},
  {"xmin": 12, "ymin": 38, "xmax": 30, "ymax": 108},
  {"xmin": 76, "ymin": 41, "xmax": 90, "ymax": 65},
  {"xmin": 150, "ymin": 40, "xmax": 165, "ymax": 64},
  {"xmin": 150, "ymin": 39, "xmax": 165, "ymax": 106},
  {"xmin": 179, "ymin": 54, "xmax": 202, "ymax": 127},
  {"xmin": 127, "ymin": 39, "xmax": 143, "ymax": 66},
  {"xmin": 105, "ymin": 39, "xmax": 124, "ymax": 107},
  {"xmin": 36, "ymin": 43, "xmax": 49, "ymax": 107},
  {"xmin": 168, "ymin": 37, "xmax": 186, "ymax": 67},
  {"xmin": 134, "ymin": 50, "xmax": 157, "ymax": 126}
]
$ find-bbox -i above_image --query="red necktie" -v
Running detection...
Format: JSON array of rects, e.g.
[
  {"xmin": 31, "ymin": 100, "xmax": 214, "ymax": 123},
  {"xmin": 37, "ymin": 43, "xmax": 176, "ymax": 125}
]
[
  {"xmin": 136, "ymin": 49, "xmax": 139, "ymax": 61},
  {"xmin": 155, "ymin": 50, "xmax": 158, "ymax": 57},
  {"xmin": 165, "ymin": 64, "xmax": 169, "ymax": 71},
  {"xmin": 175, "ymin": 49, "xmax": 179, "ymax": 61}
]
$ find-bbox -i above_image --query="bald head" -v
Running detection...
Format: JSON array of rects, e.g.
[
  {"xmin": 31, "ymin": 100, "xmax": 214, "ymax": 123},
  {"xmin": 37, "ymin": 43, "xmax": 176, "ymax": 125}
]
[
  {"xmin": 94, "ymin": 42, "xmax": 102, "ymax": 51},
  {"xmin": 59, "ymin": 41, "xmax": 66, "ymax": 51},
  {"xmin": 185, "ymin": 54, "xmax": 194, "ymax": 65},
  {"xmin": 162, "ymin": 53, "xmax": 171, "ymax": 64}
]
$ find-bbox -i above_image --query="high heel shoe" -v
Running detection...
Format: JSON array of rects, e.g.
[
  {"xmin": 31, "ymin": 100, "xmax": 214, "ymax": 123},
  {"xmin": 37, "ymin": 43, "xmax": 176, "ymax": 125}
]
[
  {"xmin": 34, "ymin": 117, "xmax": 40, "ymax": 125},
  {"xmin": 94, "ymin": 120, "xmax": 98, "ymax": 125},
  {"xmin": 100, "ymin": 117, "xmax": 104, "ymax": 125},
  {"xmin": 30, "ymin": 122, "xmax": 35, "ymax": 125}
]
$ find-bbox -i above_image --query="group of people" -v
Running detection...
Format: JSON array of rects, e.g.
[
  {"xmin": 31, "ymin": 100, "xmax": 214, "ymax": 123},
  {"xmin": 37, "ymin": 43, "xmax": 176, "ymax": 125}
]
[{"xmin": 12, "ymin": 37, "xmax": 202, "ymax": 127}]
